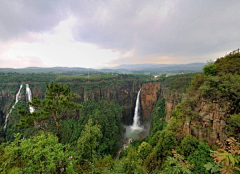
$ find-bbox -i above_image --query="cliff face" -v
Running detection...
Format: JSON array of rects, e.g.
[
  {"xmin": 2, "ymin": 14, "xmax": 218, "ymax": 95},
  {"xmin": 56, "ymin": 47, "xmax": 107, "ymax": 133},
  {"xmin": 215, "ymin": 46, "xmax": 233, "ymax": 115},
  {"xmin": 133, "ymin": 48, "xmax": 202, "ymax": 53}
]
[
  {"xmin": 160, "ymin": 86, "xmax": 230, "ymax": 145},
  {"xmin": 183, "ymin": 100, "xmax": 230, "ymax": 145},
  {"xmin": 69, "ymin": 81, "xmax": 142, "ymax": 125},
  {"xmin": 0, "ymin": 81, "xmax": 143, "ymax": 127},
  {"xmin": 141, "ymin": 82, "xmax": 161, "ymax": 122},
  {"xmin": 163, "ymin": 92, "xmax": 184, "ymax": 122}
]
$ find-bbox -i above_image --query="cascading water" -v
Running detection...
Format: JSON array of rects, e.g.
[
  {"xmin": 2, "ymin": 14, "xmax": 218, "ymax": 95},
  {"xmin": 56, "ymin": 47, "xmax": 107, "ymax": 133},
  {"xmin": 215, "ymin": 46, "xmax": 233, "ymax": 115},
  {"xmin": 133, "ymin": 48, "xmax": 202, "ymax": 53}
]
[
  {"xmin": 3, "ymin": 84, "xmax": 23, "ymax": 131},
  {"xmin": 124, "ymin": 88, "xmax": 143, "ymax": 141},
  {"xmin": 26, "ymin": 84, "xmax": 35, "ymax": 113},
  {"xmin": 130, "ymin": 89, "xmax": 143, "ymax": 130}
]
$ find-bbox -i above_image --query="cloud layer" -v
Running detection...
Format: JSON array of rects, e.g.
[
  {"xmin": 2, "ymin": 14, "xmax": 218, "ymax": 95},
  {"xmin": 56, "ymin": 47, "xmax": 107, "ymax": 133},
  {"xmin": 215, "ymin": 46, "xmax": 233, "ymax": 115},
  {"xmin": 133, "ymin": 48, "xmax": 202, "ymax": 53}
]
[{"xmin": 0, "ymin": 0, "xmax": 240, "ymax": 68}]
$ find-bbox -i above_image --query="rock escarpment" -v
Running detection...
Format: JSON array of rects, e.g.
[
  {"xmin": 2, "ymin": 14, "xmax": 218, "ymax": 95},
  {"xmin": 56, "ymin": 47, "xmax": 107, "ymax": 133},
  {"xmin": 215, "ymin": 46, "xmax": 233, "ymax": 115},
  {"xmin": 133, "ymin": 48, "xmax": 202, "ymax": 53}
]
[
  {"xmin": 163, "ymin": 91, "xmax": 183, "ymax": 122},
  {"xmin": 141, "ymin": 82, "xmax": 161, "ymax": 122},
  {"xmin": 69, "ymin": 81, "xmax": 142, "ymax": 125},
  {"xmin": 0, "ymin": 81, "xmax": 143, "ymax": 127},
  {"xmin": 183, "ymin": 100, "xmax": 230, "ymax": 145}
]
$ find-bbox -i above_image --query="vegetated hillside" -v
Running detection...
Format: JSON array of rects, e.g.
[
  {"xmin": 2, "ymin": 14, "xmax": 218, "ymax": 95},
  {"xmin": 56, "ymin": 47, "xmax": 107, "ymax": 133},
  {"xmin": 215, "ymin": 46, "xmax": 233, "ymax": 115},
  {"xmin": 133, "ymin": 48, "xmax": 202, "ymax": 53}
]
[
  {"xmin": 0, "ymin": 73, "xmax": 154, "ymax": 143},
  {"xmin": 0, "ymin": 53, "xmax": 239, "ymax": 173},
  {"xmin": 118, "ymin": 52, "xmax": 240, "ymax": 173}
]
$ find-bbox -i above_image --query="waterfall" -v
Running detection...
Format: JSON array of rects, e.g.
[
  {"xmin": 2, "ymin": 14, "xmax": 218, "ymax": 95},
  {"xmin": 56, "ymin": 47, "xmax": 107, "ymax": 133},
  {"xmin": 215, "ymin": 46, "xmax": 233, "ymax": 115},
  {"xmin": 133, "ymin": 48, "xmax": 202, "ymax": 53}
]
[
  {"xmin": 130, "ymin": 89, "xmax": 143, "ymax": 130},
  {"xmin": 26, "ymin": 84, "xmax": 35, "ymax": 113},
  {"xmin": 3, "ymin": 84, "xmax": 23, "ymax": 131}
]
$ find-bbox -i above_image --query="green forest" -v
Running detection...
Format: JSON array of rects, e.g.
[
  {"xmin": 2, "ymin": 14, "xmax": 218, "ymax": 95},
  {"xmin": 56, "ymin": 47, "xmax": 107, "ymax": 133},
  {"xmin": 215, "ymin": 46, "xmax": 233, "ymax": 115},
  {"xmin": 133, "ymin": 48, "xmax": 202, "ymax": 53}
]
[{"xmin": 0, "ymin": 53, "xmax": 240, "ymax": 173}]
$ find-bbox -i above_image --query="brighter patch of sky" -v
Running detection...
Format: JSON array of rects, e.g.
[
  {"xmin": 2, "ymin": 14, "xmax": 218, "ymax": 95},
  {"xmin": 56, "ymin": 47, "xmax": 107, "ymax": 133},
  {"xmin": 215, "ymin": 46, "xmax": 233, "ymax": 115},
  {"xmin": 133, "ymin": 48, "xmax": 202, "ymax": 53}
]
[{"xmin": 1, "ymin": 16, "xmax": 128, "ymax": 68}]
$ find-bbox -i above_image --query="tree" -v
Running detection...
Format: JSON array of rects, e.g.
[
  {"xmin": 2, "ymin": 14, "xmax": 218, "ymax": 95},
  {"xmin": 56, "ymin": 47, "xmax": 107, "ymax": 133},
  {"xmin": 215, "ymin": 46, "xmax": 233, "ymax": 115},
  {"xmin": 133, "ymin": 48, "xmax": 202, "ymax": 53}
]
[
  {"xmin": 79, "ymin": 100, "xmax": 123, "ymax": 156},
  {"xmin": 155, "ymin": 130, "xmax": 178, "ymax": 160},
  {"xmin": 138, "ymin": 142, "xmax": 152, "ymax": 161},
  {"xmin": 76, "ymin": 119, "xmax": 102, "ymax": 163},
  {"xmin": 226, "ymin": 114, "xmax": 240, "ymax": 142},
  {"xmin": 203, "ymin": 61, "xmax": 216, "ymax": 76},
  {"xmin": 118, "ymin": 146, "xmax": 146, "ymax": 174},
  {"xmin": 181, "ymin": 135, "xmax": 199, "ymax": 157},
  {"xmin": 187, "ymin": 141, "xmax": 213, "ymax": 174},
  {"xmin": 0, "ymin": 133, "xmax": 75, "ymax": 174},
  {"xmin": 18, "ymin": 82, "xmax": 82, "ymax": 142}
]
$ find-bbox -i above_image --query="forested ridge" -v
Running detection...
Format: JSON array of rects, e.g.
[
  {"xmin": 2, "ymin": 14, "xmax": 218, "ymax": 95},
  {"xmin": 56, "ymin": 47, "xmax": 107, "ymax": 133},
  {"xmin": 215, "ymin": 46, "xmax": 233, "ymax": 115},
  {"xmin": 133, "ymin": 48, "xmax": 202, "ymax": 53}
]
[{"xmin": 0, "ymin": 53, "xmax": 240, "ymax": 173}]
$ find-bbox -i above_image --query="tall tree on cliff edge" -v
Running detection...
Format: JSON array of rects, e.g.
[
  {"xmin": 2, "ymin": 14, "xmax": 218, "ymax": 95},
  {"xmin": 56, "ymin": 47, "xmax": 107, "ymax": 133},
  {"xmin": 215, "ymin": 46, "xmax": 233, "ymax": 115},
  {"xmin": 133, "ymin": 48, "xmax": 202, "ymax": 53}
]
[{"xmin": 18, "ymin": 82, "xmax": 82, "ymax": 142}]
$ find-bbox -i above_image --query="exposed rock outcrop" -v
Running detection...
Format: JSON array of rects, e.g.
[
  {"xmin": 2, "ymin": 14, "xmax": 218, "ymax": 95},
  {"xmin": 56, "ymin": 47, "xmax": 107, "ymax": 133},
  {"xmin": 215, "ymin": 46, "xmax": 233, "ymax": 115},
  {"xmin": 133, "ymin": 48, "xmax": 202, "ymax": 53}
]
[
  {"xmin": 182, "ymin": 100, "xmax": 230, "ymax": 145},
  {"xmin": 141, "ymin": 82, "xmax": 161, "ymax": 122}
]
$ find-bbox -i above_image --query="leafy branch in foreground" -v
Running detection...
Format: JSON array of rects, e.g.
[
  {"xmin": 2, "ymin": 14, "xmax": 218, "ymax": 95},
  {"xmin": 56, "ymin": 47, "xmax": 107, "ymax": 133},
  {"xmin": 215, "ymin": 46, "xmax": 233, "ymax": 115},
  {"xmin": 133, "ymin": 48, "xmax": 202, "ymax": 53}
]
[{"xmin": 205, "ymin": 137, "xmax": 240, "ymax": 174}]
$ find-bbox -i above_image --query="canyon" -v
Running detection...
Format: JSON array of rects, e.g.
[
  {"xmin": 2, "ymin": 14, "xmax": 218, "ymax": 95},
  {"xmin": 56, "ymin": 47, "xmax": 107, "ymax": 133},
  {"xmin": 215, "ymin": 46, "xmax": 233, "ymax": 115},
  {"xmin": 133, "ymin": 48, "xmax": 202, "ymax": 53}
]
[{"xmin": 0, "ymin": 73, "xmax": 232, "ymax": 145}]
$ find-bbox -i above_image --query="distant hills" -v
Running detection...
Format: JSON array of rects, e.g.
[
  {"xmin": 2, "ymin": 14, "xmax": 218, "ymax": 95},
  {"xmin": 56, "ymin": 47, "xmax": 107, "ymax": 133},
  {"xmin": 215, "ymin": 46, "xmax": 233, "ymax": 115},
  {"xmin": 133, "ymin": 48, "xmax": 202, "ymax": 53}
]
[
  {"xmin": 103, "ymin": 63, "xmax": 206, "ymax": 74},
  {"xmin": 0, "ymin": 63, "xmax": 206, "ymax": 74}
]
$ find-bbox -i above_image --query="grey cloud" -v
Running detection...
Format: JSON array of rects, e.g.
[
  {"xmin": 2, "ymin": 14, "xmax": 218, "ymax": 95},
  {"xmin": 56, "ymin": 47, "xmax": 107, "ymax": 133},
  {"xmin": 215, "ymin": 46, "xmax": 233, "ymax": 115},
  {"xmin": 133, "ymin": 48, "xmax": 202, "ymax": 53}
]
[
  {"xmin": 1, "ymin": 0, "xmax": 240, "ymax": 64},
  {"xmin": 70, "ymin": 0, "xmax": 240, "ymax": 60},
  {"xmin": 0, "ymin": 0, "xmax": 67, "ymax": 41}
]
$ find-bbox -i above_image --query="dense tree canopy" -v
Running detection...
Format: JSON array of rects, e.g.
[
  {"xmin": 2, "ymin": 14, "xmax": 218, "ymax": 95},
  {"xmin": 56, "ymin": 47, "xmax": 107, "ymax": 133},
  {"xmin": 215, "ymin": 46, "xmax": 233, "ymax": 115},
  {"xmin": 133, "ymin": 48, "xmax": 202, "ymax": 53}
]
[{"xmin": 18, "ymin": 82, "xmax": 82, "ymax": 142}]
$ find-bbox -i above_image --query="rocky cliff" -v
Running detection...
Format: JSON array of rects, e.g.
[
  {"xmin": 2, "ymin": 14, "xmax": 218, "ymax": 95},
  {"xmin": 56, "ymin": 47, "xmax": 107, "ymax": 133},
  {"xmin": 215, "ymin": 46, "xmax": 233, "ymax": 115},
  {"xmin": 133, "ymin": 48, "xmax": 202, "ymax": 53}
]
[
  {"xmin": 141, "ymin": 82, "xmax": 161, "ymax": 122},
  {"xmin": 0, "ymin": 80, "xmax": 144, "ymax": 128},
  {"xmin": 67, "ymin": 81, "xmax": 142, "ymax": 125},
  {"xmin": 183, "ymin": 99, "xmax": 230, "ymax": 145}
]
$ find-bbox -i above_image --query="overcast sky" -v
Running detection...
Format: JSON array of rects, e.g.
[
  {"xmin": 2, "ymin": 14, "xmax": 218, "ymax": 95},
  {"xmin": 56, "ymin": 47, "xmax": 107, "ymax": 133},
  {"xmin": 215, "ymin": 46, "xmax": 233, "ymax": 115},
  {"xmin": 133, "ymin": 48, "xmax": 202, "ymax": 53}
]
[{"xmin": 0, "ymin": 0, "xmax": 240, "ymax": 68}]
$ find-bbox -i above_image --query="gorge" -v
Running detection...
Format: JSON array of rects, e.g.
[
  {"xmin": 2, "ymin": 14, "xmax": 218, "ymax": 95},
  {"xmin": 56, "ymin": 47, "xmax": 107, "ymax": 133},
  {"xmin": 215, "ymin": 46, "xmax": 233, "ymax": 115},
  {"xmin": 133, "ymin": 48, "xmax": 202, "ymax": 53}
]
[{"xmin": 0, "ymin": 52, "xmax": 239, "ymax": 173}]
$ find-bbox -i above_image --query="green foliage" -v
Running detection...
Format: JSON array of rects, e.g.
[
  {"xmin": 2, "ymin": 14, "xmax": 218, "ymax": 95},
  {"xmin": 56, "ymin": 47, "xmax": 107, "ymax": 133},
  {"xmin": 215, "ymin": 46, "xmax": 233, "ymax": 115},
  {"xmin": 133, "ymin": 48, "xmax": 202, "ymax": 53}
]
[
  {"xmin": 181, "ymin": 135, "xmax": 199, "ymax": 157},
  {"xmin": 0, "ymin": 133, "xmax": 75, "ymax": 174},
  {"xmin": 165, "ymin": 117, "xmax": 184, "ymax": 140},
  {"xmin": 215, "ymin": 52, "xmax": 240, "ymax": 75},
  {"xmin": 204, "ymin": 162, "xmax": 221, "ymax": 173},
  {"xmin": 188, "ymin": 73, "xmax": 204, "ymax": 95},
  {"xmin": 200, "ymin": 73, "xmax": 240, "ymax": 111},
  {"xmin": 76, "ymin": 119, "xmax": 102, "ymax": 163},
  {"xmin": 161, "ymin": 155, "xmax": 192, "ymax": 174},
  {"xmin": 150, "ymin": 97, "xmax": 167, "ymax": 136},
  {"xmin": 0, "ymin": 73, "xmax": 56, "ymax": 83},
  {"xmin": 163, "ymin": 73, "xmax": 194, "ymax": 93},
  {"xmin": 226, "ymin": 114, "xmax": 240, "ymax": 142},
  {"xmin": 203, "ymin": 61, "xmax": 216, "ymax": 76},
  {"xmin": 56, "ymin": 72, "xmax": 152, "ymax": 83},
  {"xmin": 148, "ymin": 130, "xmax": 162, "ymax": 146},
  {"xmin": 156, "ymin": 73, "xmax": 167, "ymax": 82},
  {"xmin": 118, "ymin": 146, "xmax": 146, "ymax": 174},
  {"xmin": 210, "ymin": 138, "xmax": 240, "ymax": 174},
  {"xmin": 79, "ymin": 100, "xmax": 123, "ymax": 156},
  {"xmin": 187, "ymin": 142, "xmax": 213, "ymax": 174},
  {"xmin": 93, "ymin": 155, "xmax": 115, "ymax": 174},
  {"xmin": 18, "ymin": 82, "xmax": 82, "ymax": 142},
  {"xmin": 138, "ymin": 142, "xmax": 152, "ymax": 161},
  {"xmin": 60, "ymin": 118, "xmax": 84, "ymax": 145},
  {"xmin": 155, "ymin": 130, "xmax": 178, "ymax": 160}
]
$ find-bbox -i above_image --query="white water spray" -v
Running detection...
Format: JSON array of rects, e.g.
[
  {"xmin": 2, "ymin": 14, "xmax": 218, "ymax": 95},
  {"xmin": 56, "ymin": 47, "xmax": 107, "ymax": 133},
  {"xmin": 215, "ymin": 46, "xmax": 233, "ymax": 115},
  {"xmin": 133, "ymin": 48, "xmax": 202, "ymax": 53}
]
[
  {"xmin": 26, "ymin": 84, "xmax": 35, "ymax": 113},
  {"xmin": 130, "ymin": 89, "xmax": 143, "ymax": 130},
  {"xmin": 3, "ymin": 84, "xmax": 23, "ymax": 131},
  {"xmin": 123, "ymin": 89, "xmax": 143, "ymax": 148}
]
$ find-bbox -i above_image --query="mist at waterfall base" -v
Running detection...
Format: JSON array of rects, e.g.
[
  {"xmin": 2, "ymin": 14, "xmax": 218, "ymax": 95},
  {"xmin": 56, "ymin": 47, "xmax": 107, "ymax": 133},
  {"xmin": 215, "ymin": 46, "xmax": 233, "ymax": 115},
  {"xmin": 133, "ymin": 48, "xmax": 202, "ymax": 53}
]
[{"xmin": 124, "ymin": 89, "xmax": 144, "ymax": 141}]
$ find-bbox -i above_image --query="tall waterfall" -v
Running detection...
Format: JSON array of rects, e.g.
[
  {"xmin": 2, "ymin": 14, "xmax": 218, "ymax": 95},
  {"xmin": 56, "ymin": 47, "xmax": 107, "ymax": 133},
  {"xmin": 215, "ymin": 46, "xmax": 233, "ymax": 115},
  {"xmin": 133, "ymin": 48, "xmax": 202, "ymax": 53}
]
[
  {"xmin": 130, "ymin": 89, "xmax": 143, "ymax": 130},
  {"xmin": 26, "ymin": 84, "xmax": 35, "ymax": 113},
  {"xmin": 3, "ymin": 84, "xmax": 23, "ymax": 131}
]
